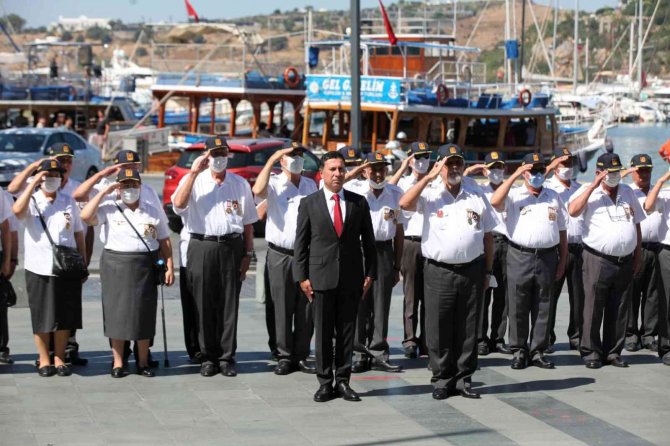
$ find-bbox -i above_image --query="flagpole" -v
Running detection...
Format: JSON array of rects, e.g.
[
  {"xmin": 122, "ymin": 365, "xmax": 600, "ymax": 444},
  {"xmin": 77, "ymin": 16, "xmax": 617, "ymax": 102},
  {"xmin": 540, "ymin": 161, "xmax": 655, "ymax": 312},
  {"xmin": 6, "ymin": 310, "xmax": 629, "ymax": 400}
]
[{"xmin": 351, "ymin": 0, "xmax": 361, "ymax": 152}]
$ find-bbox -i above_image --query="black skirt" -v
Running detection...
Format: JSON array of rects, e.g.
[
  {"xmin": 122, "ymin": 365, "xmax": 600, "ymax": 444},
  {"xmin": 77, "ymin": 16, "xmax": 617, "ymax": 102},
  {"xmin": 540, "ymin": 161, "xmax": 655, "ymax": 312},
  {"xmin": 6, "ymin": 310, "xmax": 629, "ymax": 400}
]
[
  {"xmin": 25, "ymin": 270, "xmax": 83, "ymax": 334},
  {"xmin": 100, "ymin": 249, "xmax": 157, "ymax": 340}
]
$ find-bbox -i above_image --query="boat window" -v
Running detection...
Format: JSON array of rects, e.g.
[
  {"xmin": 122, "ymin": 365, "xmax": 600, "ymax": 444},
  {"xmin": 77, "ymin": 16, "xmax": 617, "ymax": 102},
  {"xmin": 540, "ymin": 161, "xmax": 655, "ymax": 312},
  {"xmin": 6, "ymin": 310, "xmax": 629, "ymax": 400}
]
[
  {"xmin": 107, "ymin": 106, "xmax": 125, "ymax": 122},
  {"xmin": 373, "ymin": 47, "xmax": 389, "ymax": 56},
  {"xmin": 0, "ymin": 133, "xmax": 46, "ymax": 153},
  {"xmin": 396, "ymin": 116, "xmax": 417, "ymax": 141},
  {"xmin": 504, "ymin": 118, "xmax": 537, "ymax": 147},
  {"xmin": 465, "ymin": 119, "xmax": 499, "ymax": 147}
]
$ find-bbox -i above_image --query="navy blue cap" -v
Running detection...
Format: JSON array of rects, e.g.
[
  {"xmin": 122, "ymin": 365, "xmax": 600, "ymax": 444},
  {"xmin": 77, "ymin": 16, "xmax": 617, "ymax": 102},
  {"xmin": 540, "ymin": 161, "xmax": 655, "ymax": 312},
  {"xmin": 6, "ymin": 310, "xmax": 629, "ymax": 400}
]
[
  {"xmin": 364, "ymin": 151, "xmax": 390, "ymax": 165},
  {"xmin": 337, "ymin": 146, "xmax": 363, "ymax": 164},
  {"xmin": 485, "ymin": 151, "xmax": 505, "ymax": 166},
  {"xmin": 47, "ymin": 142, "xmax": 74, "ymax": 158},
  {"xmin": 436, "ymin": 144, "xmax": 464, "ymax": 161},
  {"xmin": 284, "ymin": 141, "xmax": 306, "ymax": 156},
  {"xmin": 36, "ymin": 158, "xmax": 65, "ymax": 174},
  {"xmin": 204, "ymin": 135, "xmax": 230, "ymax": 151},
  {"xmin": 407, "ymin": 142, "xmax": 431, "ymax": 156},
  {"xmin": 596, "ymin": 153, "xmax": 623, "ymax": 172},
  {"xmin": 630, "ymin": 154, "xmax": 653, "ymax": 168},
  {"xmin": 117, "ymin": 168, "xmax": 142, "ymax": 183},
  {"xmin": 522, "ymin": 152, "xmax": 545, "ymax": 166},
  {"xmin": 113, "ymin": 150, "xmax": 141, "ymax": 165},
  {"xmin": 551, "ymin": 147, "xmax": 574, "ymax": 160}
]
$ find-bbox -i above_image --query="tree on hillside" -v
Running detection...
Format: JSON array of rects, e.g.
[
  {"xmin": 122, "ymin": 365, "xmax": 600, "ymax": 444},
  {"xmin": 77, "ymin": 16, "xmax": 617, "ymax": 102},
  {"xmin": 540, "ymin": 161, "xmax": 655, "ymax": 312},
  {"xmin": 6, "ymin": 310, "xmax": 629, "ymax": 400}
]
[
  {"xmin": 61, "ymin": 30, "xmax": 73, "ymax": 42},
  {"xmin": 0, "ymin": 14, "xmax": 26, "ymax": 33}
]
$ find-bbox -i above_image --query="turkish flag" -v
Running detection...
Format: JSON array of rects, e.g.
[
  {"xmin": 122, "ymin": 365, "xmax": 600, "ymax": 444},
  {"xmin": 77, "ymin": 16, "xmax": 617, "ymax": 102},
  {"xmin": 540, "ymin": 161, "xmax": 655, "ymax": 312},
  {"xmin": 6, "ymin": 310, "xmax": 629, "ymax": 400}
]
[
  {"xmin": 185, "ymin": 0, "xmax": 199, "ymax": 23},
  {"xmin": 378, "ymin": 0, "xmax": 397, "ymax": 46}
]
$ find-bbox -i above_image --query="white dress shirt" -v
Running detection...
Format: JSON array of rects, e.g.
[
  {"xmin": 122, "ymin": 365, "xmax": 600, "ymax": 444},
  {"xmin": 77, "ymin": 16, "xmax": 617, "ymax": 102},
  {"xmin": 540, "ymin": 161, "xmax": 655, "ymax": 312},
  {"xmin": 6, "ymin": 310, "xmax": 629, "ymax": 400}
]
[
  {"xmin": 364, "ymin": 184, "xmax": 405, "ymax": 241},
  {"xmin": 322, "ymin": 186, "xmax": 347, "ymax": 225},
  {"xmin": 647, "ymin": 188, "xmax": 670, "ymax": 246},
  {"xmin": 480, "ymin": 183, "xmax": 508, "ymax": 238},
  {"xmin": 630, "ymin": 184, "xmax": 661, "ymax": 243},
  {"xmin": 0, "ymin": 189, "xmax": 18, "ymax": 232},
  {"xmin": 96, "ymin": 200, "xmax": 169, "ymax": 252},
  {"xmin": 398, "ymin": 174, "xmax": 439, "ymax": 238},
  {"xmin": 265, "ymin": 174, "xmax": 318, "ymax": 249},
  {"xmin": 572, "ymin": 183, "xmax": 645, "ymax": 257},
  {"xmin": 504, "ymin": 185, "xmax": 568, "ymax": 249},
  {"xmin": 179, "ymin": 218, "xmax": 190, "ymax": 268},
  {"xmin": 19, "ymin": 190, "xmax": 84, "ymax": 276},
  {"xmin": 545, "ymin": 176, "xmax": 584, "ymax": 244},
  {"xmin": 172, "ymin": 171, "xmax": 258, "ymax": 235}
]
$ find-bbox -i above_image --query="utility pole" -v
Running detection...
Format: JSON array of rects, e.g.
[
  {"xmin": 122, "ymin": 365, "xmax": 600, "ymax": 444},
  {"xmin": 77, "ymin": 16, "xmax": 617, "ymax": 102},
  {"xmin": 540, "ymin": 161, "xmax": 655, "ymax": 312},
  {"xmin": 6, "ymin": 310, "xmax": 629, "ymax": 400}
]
[
  {"xmin": 552, "ymin": 0, "xmax": 559, "ymax": 84},
  {"xmin": 572, "ymin": 0, "xmax": 578, "ymax": 94},
  {"xmin": 519, "ymin": 0, "xmax": 527, "ymax": 83},
  {"xmin": 351, "ymin": 0, "xmax": 361, "ymax": 151},
  {"xmin": 637, "ymin": 0, "xmax": 643, "ymax": 94}
]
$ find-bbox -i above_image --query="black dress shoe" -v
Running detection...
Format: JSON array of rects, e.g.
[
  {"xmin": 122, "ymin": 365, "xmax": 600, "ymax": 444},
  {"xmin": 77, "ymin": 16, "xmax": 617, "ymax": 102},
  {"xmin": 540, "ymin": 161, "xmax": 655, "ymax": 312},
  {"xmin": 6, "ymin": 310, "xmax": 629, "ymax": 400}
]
[
  {"xmin": 511, "ymin": 357, "xmax": 526, "ymax": 370},
  {"xmin": 111, "ymin": 367, "xmax": 126, "ymax": 378},
  {"xmin": 147, "ymin": 352, "xmax": 159, "ymax": 369},
  {"xmin": 56, "ymin": 365, "xmax": 72, "ymax": 376},
  {"xmin": 270, "ymin": 350, "xmax": 279, "ymax": 362},
  {"xmin": 478, "ymin": 344, "xmax": 490, "ymax": 356},
  {"xmin": 221, "ymin": 362, "xmax": 237, "ymax": 377},
  {"xmin": 585, "ymin": 360, "xmax": 602, "ymax": 369},
  {"xmin": 38, "ymin": 366, "xmax": 54, "ymax": 377},
  {"xmin": 274, "ymin": 360, "xmax": 293, "ymax": 375},
  {"xmin": 643, "ymin": 341, "xmax": 658, "ymax": 352},
  {"xmin": 569, "ymin": 343, "xmax": 579, "ymax": 351},
  {"xmin": 531, "ymin": 357, "xmax": 555, "ymax": 369},
  {"xmin": 67, "ymin": 355, "xmax": 88, "ymax": 366},
  {"xmin": 297, "ymin": 360, "xmax": 316, "ymax": 374},
  {"xmin": 662, "ymin": 353, "xmax": 670, "ymax": 366},
  {"xmin": 335, "ymin": 382, "xmax": 361, "ymax": 402},
  {"xmin": 313, "ymin": 385, "xmax": 333, "ymax": 403},
  {"xmin": 0, "ymin": 351, "xmax": 14, "ymax": 364},
  {"xmin": 351, "ymin": 360, "xmax": 369, "ymax": 373},
  {"xmin": 190, "ymin": 352, "xmax": 204, "ymax": 364},
  {"xmin": 495, "ymin": 344, "xmax": 512, "ymax": 355},
  {"xmin": 624, "ymin": 342, "xmax": 640, "ymax": 352},
  {"xmin": 460, "ymin": 387, "xmax": 481, "ymax": 399},
  {"xmin": 371, "ymin": 359, "xmax": 402, "ymax": 373},
  {"xmin": 404, "ymin": 345, "xmax": 418, "ymax": 359},
  {"xmin": 432, "ymin": 388, "xmax": 450, "ymax": 400},
  {"xmin": 608, "ymin": 357, "xmax": 629, "ymax": 368},
  {"xmin": 545, "ymin": 345, "xmax": 555, "ymax": 354},
  {"xmin": 200, "ymin": 363, "xmax": 218, "ymax": 377},
  {"xmin": 137, "ymin": 367, "xmax": 155, "ymax": 377}
]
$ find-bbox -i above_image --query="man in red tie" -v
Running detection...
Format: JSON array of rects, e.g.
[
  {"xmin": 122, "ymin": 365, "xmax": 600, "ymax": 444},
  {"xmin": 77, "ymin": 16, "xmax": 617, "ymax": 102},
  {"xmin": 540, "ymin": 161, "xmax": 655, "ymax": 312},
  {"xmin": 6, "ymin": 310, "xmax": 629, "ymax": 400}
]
[{"xmin": 294, "ymin": 151, "xmax": 377, "ymax": 402}]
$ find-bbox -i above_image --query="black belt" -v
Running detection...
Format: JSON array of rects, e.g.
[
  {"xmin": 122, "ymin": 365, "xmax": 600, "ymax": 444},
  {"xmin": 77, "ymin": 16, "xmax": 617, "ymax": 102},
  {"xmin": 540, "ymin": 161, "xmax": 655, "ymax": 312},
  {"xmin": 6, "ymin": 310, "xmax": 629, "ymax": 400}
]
[
  {"xmin": 426, "ymin": 255, "xmax": 483, "ymax": 270},
  {"xmin": 661, "ymin": 244, "xmax": 670, "ymax": 251},
  {"xmin": 568, "ymin": 243, "xmax": 583, "ymax": 253},
  {"xmin": 642, "ymin": 242, "xmax": 661, "ymax": 251},
  {"xmin": 190, "ymin": 232, "xmax": 242, "ymax": 243},
  {"xmin": 508, "ymin": 241, "xmax": 557, "ymax": 255},
  {"xmin": 492, "ymin": 233, "xmax": 508, "ymax": 242},
  {"xmin": 404, "ymin": 236, "xmax": 421, "ymax": 242},
  {"xmin": 268, "ymin": 242, "xmax": 294, "ymax": 256},
  {"xmin": 375, "ymin": 240, "xmax": 393, "ymax": 247},
  {"xmin": 583, "ymin": 244, "xmax": 632, "ymax": 265}
]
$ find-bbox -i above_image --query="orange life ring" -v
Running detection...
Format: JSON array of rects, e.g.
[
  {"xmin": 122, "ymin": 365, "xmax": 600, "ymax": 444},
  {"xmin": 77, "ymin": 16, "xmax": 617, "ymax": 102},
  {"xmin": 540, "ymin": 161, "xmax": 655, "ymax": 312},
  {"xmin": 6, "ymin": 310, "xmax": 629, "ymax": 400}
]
[
  {"xmin": 283, "ymin": 67, "xmax": 301, "ymax": 89},
  {"xmin": 519, "ymin": 88, "xmax": 532, "ymax": 107},
  {"xmin": 436, "ymin": 84, "xmax": 449, "ymax": 105},
  {"xmin": 659, "ymin": 138, "xmax": 670, "ymax": 161}
]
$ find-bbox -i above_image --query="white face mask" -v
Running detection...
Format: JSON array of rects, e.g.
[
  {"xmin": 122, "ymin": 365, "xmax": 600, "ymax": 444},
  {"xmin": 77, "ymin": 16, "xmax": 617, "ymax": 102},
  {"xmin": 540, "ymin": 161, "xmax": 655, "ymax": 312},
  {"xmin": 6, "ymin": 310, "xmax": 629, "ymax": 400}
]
[
  {"xmin": 556, "ymin": 167, "xmax": 574, "ymax": 181},
  {"xmin": 487, "ymin": 168, "xmax": 504, "ymax": 185},
  {"xmin": 284, "ymin": 156, "xmax": 304, "ymax": 174},
  {"xmin": 121, "ymin": 188, "xmax": 140, "ymax": 204},
  {"xmin": 413, "ymin": 158, "xmax": 429, "ymax": 174},
  {"xmin": 447, "ymin": 173, "xmax": 462, "ymax": 186},
  {"xmin": 42, "ymin": 177, "xmax": 61, "ymax": 193},
  {"xmin": 210, "ymin": 156, "xmax": 228, "ymax": 173},
  {"xmin": 368, "ymin": 179, "xmax": 387, "ymax": 190},
  {"xmin": 604, "ymin": 171, "xmax": 621, "ymax": 188}
]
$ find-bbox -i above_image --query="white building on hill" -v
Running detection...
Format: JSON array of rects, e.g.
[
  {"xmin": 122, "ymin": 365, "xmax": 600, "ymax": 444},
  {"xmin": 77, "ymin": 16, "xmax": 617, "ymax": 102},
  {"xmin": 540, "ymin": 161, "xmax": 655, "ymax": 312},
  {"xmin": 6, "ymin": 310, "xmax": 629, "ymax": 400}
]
[{"xmin": 49, "ymin": 15, "xmax": 111, "ymax": 32}]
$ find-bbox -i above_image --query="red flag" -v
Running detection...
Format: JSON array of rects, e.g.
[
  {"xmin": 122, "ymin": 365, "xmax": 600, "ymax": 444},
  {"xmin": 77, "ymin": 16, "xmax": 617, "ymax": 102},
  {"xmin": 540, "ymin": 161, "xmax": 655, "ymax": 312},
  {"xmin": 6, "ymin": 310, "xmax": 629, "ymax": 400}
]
[
  {"xmin": 184, "ymin": 0, "xmax": 199, "ymax": 23},
  {"xmin": 378, "ymin": 0, "xmax": 397, "ymax": 46}
]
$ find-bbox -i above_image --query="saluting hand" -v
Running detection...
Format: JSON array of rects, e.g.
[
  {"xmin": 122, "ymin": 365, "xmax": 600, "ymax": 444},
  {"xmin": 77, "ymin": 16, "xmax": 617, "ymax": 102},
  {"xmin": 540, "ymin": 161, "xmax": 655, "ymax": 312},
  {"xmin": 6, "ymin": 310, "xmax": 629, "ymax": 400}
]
[
  {"xmin": 272, "ymin": 147, "xmax": 295, "ymax": 162},
  {"xmin": 658, "ymin": 170, "xmax": 670, "ymax": 184},
  {"xmin": 104, "ymin": 181, "xmax": 121, "ymax": 195},
  {"xmin": 33, "ymin": 171, "xmax": 49, "ymax": 189},
  {"xmin": 621, "ymin": 167, "xmax": 637, "ymax": 178},
  {"xmin": 426, "ymin": 157, "xmax": 447, "ymax": 181},
  {"xmin": 191, "ymin": 152, "xmax": 210, "ymax": 175},
  {"xmin": 399, "ymin": 153, "xmax": 415, "ymax": 170},
  {"xmin": 361, "ymin": 276, "xmax": 374, "ymax": 300},
  {"xmin": 101, "ymin": 165, "xmax": 121, "ymax": 178},
  {"xmin": 464, "ymin": 163, "xmax": 487, "ymax": 177},
  {"xmin": 512, "ymin": 163, "xmax": 533, "ymax": 179},
  {"xmin": 300, "ymin": 279, "xmax": 314, "ymax": 302},
  {"xmin": 590, "ymin": 170, "xmax": 608, "ymax": 189},
  {"xmin": 546, "ymin": 155, "xmax": 570, "ymax": 173}
]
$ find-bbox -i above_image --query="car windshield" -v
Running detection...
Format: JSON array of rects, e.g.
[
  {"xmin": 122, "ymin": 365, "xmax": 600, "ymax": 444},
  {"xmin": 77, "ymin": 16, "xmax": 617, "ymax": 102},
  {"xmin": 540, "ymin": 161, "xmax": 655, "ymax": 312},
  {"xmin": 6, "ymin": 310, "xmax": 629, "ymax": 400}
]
[
  {"xmin": 0, "ymin": 134, "xmax": 45, "ymax": 153},
  {"xmin": 177, "ymin": 150, "xmax": 249, "ymax": 169}
]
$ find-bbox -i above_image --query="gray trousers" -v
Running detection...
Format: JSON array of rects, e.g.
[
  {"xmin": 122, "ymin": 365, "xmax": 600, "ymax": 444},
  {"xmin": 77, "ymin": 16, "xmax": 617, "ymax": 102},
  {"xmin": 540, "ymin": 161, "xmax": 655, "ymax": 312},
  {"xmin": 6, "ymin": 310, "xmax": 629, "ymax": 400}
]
[
  {"xmin": 654, "ymin": 249, "xmax": 670, "ymax": 359},
  {"xmin": 267, "ymin": 248, "xmax": 313, "ymax": 363},
  {"xmin": 549, "ymin": 243, "xmax": 584, "ymax": 347},
  {"xmin": 478, "ymin": 235, "xmax": 508, "ymax": 348},
  {"xmin": 506, "ymin": 246, "xmax": 558, "ymax": 361},
  {"xmin": 401, "ymin": 239, "xmax": 426, "ymax": 352},
  {"xmin": 625, "ymin": 245, "xmax": 661, "ymax": 346},
  {"xmin": 580, "ymin": 249, "xmax": 632, "ymax": 362},
  {"xmin": 354, "ymin": 242, "xmax": 394, "ymax": 362},
  {"xmin": 187, "ymin": 237, "xmax": 243, "ymax": 365},
  {"xmin": 424, "ymin": 257, "xmax": 483, "ymax": 391}
]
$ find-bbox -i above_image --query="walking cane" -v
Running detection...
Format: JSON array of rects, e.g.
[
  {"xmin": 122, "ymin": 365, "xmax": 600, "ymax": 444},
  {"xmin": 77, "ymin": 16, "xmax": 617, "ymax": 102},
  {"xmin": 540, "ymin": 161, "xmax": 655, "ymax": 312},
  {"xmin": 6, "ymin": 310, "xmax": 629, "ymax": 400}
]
[{"xmin": 158, "ymin": 259, "xmax": 170, "ymax": 368}]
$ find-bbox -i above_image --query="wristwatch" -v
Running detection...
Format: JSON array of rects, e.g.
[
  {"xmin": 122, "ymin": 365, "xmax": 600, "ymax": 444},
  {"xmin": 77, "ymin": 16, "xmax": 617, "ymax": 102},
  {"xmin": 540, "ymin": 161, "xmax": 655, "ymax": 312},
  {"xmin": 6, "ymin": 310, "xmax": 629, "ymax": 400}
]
[{"xmin": 245, "ymin": 250, "xmax": 254, "ymax": 257}]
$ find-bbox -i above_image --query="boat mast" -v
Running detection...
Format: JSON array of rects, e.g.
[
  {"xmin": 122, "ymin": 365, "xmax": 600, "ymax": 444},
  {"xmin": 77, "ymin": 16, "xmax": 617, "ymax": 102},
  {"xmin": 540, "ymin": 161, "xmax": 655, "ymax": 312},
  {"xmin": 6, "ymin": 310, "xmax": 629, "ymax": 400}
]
[
  {"xmin": 519, "ymin": 0, "xmax": 527, "ymax": 83},
  {"xmin": 350, "ymin": 0, "xmax": 361, "ymax": 151},
  {"xmin": 572, "ymin": 0, "xmax": 578, "ymax": 94},
  {"xmin": 637, "ymin": 0, "xmax": 643, "ymax": 95},
  {"xmin": 552, "ymin": 0, "xmax": 558, "ymax": 85}
]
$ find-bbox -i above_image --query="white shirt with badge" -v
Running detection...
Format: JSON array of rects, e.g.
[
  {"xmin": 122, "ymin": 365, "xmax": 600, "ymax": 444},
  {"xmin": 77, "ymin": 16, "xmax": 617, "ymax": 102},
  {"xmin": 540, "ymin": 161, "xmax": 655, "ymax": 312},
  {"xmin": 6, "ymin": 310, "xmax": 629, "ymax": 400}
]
[
  {"xmin": 647, "ymin": 188, "xmax": 670, "ymax": 246},
  {"xmin": 630, "ymin": 184, "xmax": 661, "ymax": 243},
  {"xmin": 545, "ymin": 176, "xmax": 584, "ymax": 244},
  {"xmin": 96, "ymin": 199, "xmax": 169, "ymax": 252},
  {"xmin": 571, "ymin": 183, "xmax": 645, "ymax": 257},
  {"xmin": 364, "ymin": 184, "xmax": 405, "ymax": 242},
  {"xmin": 504, "ymin": 185, "xmax": 568, "ymax": 249},
  {"xmin": 480, "ymin": 183, "xmax": 509, "ymax": 238},
  {"xmin": 414, "ymin": 184, "xmax": 497, "ymax": 264},
  {"xmin": 266, "ymin": 174, "xmax": 317, "ymax": 250},
  {"xmin": 172, "ymin": 171, "xmax": 258, "ymax": 236},
  {"xmin": 398, "ymin": 174, "xmax": 439, "ymax": 238},
  {"xmin": 20, "ymin": 190, "xmax": 84, "ymax": 276}
]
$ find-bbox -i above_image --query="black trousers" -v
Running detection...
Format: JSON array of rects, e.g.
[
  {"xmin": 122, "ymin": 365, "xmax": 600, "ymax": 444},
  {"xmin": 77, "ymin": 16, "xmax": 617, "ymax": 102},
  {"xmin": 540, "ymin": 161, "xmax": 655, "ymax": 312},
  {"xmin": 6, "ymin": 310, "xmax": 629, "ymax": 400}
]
[
  {"xmin": 506, "ymin": 246, "xmax": 558, "ymax": 360},
  {"xmin": 263, "ymin": 259, "xmax": 277, "ymax": 356},
  {"xmin": 625, "ymin": 245, "xmax": 661, "ymax": 346},
  {"xmin": 267, "ymin": 248, "xmax": 312, "ymax": 363},
  {"xmin": 580, "ymin": 249, "xmax": 632, "ymax": 362},
  {"xmin": 478, "ymin": 235, "xmax": 507, "ymax": 348},
  {"xmin": 653, "ymin": 249, "xmax": 670, "ymax": 359},
  {"xmin": 187, "ymin": 237, "xmax": 244, "ymax": 365},
  {"xmin": 0, "ymin": 302, "xmax": 7, "ymax": 354},
  {"xmin": 424, "ymin": 257, "xmax": 483, "ymax": 391},
  {"xmin": 313, "ymin": 283, "xmax": 359, "ymax": 386},
  {"xmin": 549, "ymin": 243, "xmax": 585, "ymax": 347},
  {"xmin": 400, "ymin": 239, "xmax": 426, "ymax": 352},
  {"xmin": 354, "ymin": 242, "xmax": 394, "ymax": 362},
  {"xmin": 179, "ymin": 266, "xmax": 200, "ymax": 359}
]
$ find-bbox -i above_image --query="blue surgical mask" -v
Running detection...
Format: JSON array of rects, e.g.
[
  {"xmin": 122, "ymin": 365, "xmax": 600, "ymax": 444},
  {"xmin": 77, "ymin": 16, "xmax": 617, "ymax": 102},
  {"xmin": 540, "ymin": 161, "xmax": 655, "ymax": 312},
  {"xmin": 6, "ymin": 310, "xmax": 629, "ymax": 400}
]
[{"xmin": 527, "ymin": 172, "xmax": 545, "ymax": 189}]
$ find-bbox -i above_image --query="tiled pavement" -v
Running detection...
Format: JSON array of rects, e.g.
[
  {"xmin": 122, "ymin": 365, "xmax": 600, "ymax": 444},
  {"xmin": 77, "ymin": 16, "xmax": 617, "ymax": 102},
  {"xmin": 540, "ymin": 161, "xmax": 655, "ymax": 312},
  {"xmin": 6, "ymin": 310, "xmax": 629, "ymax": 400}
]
[{"xmin": 1, "ymin": 240, "xmax": 668, "ymax": 445}]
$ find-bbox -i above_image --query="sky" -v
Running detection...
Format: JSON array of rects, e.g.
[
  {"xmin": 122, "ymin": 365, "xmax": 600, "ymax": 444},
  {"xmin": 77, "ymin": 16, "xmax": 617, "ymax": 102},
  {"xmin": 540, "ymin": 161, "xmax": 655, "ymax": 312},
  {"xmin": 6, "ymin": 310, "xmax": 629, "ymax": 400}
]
[{"xmin": 4, "ymin": 0, "xmax": 620, "ymax": 28}]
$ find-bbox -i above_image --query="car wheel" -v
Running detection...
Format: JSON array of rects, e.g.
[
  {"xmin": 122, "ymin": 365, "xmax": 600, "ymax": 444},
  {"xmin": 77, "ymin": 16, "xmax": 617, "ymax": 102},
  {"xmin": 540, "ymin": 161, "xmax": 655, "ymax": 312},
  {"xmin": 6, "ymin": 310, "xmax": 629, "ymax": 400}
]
[{"xmin": 86, "ymin": 166, "xmax": 98, "ymax": 179}]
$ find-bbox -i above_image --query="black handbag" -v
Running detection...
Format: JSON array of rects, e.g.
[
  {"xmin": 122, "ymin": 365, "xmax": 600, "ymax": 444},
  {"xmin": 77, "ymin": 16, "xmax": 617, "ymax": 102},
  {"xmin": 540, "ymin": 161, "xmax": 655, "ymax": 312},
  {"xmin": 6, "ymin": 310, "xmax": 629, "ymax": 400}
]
[
  {"xmin": 32, "ymin": 196, "xmax": 89, "ymax": 280},
  {"xmin": 114, "ymin": 203, "xmax": 166, "ymax": 286},
  {"xmin": 0, "ymin": 275, "xmax": 16, "ymax": 307}
]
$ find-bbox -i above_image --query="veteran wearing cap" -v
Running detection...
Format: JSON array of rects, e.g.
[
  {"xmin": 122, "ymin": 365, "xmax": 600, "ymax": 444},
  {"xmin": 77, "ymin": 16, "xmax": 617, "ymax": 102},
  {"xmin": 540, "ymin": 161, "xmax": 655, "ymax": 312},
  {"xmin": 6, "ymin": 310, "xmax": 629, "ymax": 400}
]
[
  {"xmin": 12, "ymin": 159, "xmax": 87, "ymax": 377},
  {"xmin": 172, "ymin": 136, "xmax": 258, "ymax": 377},
  {"xmin": 490, "ymin": 153, "xmax": 568, "ymax": 370},
  {"xmin": 390, "ymin": 141, "xmax": 433, "ymax": 359},
  {"xmin": 544, "ymin": 147, "xmax": 585, "ymax": 352},
  {"xmin": 252, "ymin": 141, "xmax": 318, "ymax": 376},
  {"xmin": 568, "ymin": 153, "xmax": 644, "ymax": 369},
  {"xmin": 81, "ymin": 169, "xmax": 174, "ymax": 378},
  {"xmin": 400, "ymin": 144, "xmax": 497, "ymax": 400},
  {"xmin": 352, "ymin": 152, "xmax": 404, "ymax": 373},
  {"xmin": 337, "ymin": 146, "xmax": 370, "ymax": 195}
]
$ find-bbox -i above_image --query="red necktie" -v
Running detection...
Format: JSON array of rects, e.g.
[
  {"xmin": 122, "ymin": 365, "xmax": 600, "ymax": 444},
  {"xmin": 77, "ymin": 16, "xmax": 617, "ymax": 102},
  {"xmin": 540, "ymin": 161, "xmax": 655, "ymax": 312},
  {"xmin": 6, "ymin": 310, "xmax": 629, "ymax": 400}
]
[{"xmin": 332, "ymin": 193, "xmax": 343, "ymax": 237}]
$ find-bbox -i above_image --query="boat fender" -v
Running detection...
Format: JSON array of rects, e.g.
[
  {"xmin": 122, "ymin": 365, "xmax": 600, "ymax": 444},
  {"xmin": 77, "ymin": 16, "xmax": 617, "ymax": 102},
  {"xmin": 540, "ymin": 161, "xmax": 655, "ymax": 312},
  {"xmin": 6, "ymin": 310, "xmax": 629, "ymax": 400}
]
[
  {"xmin": 519, "ymin": 88, "xmax": 532, "ymax": 107},
  {"xmin": 577, "ymin": 150, "xmax": 588, "ymax": 173},
  {"xmin": 284, "ymin": 67, "xmax": 301, "ymax": 89},
  {"xmin": 436, "ymin": 84, "xmax": 449, "ymax": 105}
]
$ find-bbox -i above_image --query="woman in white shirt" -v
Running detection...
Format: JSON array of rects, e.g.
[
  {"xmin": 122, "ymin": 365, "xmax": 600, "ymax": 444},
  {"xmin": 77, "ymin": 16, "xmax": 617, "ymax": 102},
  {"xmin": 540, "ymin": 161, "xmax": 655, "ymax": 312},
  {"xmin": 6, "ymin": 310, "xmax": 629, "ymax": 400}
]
[
  {"xmin": 12, "ymin": 159, "xmax": 86, "ymax": 378},
  {"xmin": 81, "ymin": 169, "xmax": 174, "ymax": 378}
]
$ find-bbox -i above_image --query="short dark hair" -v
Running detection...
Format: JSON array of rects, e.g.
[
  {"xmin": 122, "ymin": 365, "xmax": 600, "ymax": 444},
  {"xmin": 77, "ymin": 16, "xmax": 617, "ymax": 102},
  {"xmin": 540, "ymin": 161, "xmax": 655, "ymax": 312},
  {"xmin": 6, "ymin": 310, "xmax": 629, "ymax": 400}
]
[{"xmin": 321, "ymin": 151, "xmax": 345, "ymax": 166}]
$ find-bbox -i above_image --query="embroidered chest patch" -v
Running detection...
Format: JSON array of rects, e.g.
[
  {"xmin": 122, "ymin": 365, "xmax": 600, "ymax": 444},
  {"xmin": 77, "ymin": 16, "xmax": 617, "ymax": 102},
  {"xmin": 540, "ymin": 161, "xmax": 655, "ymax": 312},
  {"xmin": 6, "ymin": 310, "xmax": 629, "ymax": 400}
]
[{"xmin": 466, "ymin": 209, "xmax": 480, "ymax": 229}]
